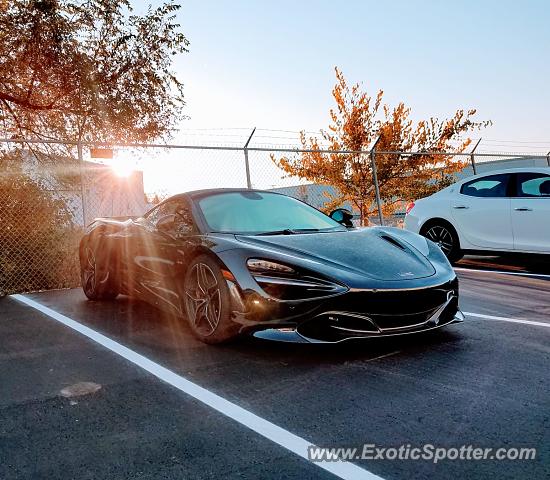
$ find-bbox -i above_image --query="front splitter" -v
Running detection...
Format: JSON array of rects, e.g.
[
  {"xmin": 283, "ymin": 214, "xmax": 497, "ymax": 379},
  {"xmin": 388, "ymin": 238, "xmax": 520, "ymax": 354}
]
[{"xmin": 253, "ymin": 309, "xmax": 465, "ymax": 344}]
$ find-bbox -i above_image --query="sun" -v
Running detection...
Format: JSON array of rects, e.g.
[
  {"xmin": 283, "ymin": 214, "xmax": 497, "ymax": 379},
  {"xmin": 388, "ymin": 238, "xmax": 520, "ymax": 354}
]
[
  {"xmin": 110, "ymin": 151, "xmax": 137, "ymax": 177},
  {"xmin": 111, "ymin": 160, "xmax": 135, "ymax": 177}
]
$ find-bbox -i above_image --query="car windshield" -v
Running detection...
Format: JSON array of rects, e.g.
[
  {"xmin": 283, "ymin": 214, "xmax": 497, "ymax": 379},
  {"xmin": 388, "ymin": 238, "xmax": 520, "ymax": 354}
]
[{"xmin": 197, "ymin": 191, "xmax": 347, "ymax": 234}]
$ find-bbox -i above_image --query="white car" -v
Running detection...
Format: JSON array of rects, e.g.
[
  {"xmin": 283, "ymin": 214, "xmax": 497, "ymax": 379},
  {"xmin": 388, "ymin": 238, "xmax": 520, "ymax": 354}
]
[{"xmin": 404, "ymin": 167, "xmax": 550, "ymax": 262}]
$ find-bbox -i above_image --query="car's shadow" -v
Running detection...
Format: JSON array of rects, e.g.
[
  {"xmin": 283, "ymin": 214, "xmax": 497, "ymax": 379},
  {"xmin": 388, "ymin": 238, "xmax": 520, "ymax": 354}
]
[{"xmin": 75, "ymin": 292, "xmax": 466, "ymax": 370}]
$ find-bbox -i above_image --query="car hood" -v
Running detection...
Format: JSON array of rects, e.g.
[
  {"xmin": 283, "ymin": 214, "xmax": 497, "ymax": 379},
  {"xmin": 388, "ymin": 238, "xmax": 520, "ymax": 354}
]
[{"xmin": 236, "ymin": 228, "xmax": 436, "ymax": 281}]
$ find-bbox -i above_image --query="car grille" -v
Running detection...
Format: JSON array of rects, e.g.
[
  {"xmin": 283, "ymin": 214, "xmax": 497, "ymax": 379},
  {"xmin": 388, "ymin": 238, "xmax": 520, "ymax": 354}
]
[{"xmin": 345, "ymin": 286, "xmax": 452, "ymax": 316}]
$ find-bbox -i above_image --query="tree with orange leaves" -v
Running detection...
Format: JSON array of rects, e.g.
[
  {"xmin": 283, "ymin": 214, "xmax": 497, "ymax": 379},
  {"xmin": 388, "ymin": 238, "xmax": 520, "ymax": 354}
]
[{"xmin": 272, "ymin": 68, "xmax": 490, "ymax": 225}]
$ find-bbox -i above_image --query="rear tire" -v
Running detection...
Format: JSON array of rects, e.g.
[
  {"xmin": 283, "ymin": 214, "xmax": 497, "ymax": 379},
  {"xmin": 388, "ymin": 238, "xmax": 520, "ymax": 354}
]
[
  {"xmin": 420, "ymin": 221, "xmax": 463, "ymax": 264},
  {"xmin": 183, "ymin": 255, "xmax": 240, "ymax": 344},
  {"xmin": 80, "ymin": 236, "xmax": 119, "ymax": 300}
]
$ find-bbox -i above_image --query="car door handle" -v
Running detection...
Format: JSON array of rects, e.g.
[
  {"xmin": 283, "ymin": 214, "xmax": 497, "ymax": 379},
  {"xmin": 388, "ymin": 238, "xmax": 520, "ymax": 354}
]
[
  {"xmin": 514, "ymin": 207, "xmax": 533, "ymax": 211},
  {"xmin": 453, "ymin": 205, "xmax": 469, "ymax": 209}
]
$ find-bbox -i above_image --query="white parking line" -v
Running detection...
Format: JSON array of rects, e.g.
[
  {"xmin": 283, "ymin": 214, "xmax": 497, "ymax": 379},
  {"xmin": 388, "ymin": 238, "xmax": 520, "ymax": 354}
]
[
  {"xmin": 12, "ymin": 294, "xmax": 382, "ymax": 480},
  {"xmin": 455, "ymin": 267, "xmax": 550, "ymax": 280},
  {"xmin": 464, "ymin": 311, "xmax": 550, "ymax": 329}
]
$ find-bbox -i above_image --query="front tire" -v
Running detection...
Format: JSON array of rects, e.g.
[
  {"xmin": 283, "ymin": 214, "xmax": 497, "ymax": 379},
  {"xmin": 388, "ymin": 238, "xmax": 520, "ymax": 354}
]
[
  {"xmin": 183, "ymin": 255, "xmax": 240, "ymax": 344},
  {"xmin": 421, "ymin": 221, "xmax": 463, "ymax": 264},
  {"xmin": 80, "ymin": 237, "xmax": 119, "ymax": 300}
]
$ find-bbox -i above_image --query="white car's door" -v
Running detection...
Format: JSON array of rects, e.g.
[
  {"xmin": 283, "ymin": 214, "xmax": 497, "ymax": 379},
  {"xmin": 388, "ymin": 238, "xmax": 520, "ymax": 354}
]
[
  {"xmin": 511, "ymin": 172, "xmax": 550, "ymax": 253},
  {"xmin": 451, "ymin": 173, "xmax": 513, "ymax": 250}
]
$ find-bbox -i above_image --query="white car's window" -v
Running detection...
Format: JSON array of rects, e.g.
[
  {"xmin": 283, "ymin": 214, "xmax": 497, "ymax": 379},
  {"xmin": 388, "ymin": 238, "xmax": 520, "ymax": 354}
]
[
  {"xmin": 460, "ymin": 174, "xmax": 510, "ymax": 198},
  {"xmin": 516, "ymin": 173, "xmax": 550, "ymax": 197}
]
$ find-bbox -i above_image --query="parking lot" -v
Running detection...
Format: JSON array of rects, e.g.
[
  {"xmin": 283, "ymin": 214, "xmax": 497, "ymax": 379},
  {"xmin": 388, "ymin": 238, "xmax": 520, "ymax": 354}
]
[{"xmin": 1, "ymin": 257, "xmax": 549, "ymax": 480}]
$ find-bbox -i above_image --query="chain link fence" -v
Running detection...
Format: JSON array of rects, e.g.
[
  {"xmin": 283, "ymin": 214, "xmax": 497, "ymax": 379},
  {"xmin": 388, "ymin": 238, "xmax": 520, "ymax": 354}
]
[{"xmin": 1, "ymin": 136, "xmax": 549, "ymax": 295}]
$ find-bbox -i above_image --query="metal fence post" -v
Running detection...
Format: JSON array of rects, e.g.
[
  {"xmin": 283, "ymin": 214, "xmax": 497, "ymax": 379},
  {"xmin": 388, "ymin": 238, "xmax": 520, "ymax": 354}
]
[
  {"xmin": 77, "ymin": 140, "xmax": 88, "ymax": 226},
  {"xmin": 546, "ymin": 151, "xmax": 550, "ymax": 167},
  {"xmin": 470, "ymin": 138, "xmax": 482, "ymax": 175},
  {"xmin": 243, "ymin": 127, "xmax": 256, "ymax": 189},
  {"xmin": 370, "ymin": 138, "xmax": 384, "ymax": 226}
]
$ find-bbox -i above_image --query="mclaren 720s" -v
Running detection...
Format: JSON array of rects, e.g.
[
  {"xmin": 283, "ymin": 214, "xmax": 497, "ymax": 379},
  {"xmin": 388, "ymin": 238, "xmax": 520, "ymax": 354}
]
[{"xmin": 80, "ymin": 189, "xmax": 463, "ymax": 344}]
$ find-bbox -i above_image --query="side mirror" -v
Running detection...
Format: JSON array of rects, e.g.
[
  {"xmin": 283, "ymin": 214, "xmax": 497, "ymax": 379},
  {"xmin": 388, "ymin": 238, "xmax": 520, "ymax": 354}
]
[
  {"xmin": 156, "ymin": 213, "xmax": 176, "ymax": 231},
  {"xmin": 329, "ymin": 208, "xmax": 354, "ymax": 227}
]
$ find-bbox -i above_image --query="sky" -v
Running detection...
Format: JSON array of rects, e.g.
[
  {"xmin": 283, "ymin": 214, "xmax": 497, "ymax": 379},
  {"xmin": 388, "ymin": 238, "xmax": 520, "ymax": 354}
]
[{"xmin": 124, "ymin": 0, "xmax": 550, "ymax": 193}]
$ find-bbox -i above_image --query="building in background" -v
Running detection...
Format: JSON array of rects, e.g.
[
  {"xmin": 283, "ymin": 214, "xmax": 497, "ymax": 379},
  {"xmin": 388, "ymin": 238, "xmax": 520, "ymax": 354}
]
[
  {"xmin": 22, "ymin": 152, "xmax": 149, "ymax": 226},
  {"xmin": 268, "ymin": 183, "xmax": 348, "ymax": 211},
  {"xmin": 457, "ymin": 156, "xmax": 549, "ymax": 179},
  {"xmin": 80, "ymin": 161, "xmax": 149, "ymax": 225}
]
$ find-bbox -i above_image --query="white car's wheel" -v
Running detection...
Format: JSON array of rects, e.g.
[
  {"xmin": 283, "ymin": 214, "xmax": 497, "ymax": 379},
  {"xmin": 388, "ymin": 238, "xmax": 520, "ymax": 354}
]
[{"xmin": 421, "ymin": 221, "xmax": 463, "ymax": 263}]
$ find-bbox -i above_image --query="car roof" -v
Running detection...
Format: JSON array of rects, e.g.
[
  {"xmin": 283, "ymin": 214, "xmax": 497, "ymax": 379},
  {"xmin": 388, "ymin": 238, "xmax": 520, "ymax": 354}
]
[
  {"xmin": 456, "ymin": 166, "xmax": 550, "ymax": 184},
  {"xmin": 170, "ymin": 188, "xmax": 285, "ymax": 200}
]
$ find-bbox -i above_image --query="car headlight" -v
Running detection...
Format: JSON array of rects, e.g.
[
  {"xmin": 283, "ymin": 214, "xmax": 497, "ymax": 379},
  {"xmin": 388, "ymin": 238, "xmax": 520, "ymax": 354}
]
[
  {"xmin": 246, "ymin": 258, "xmax": 347, "ymax": 300},
  {"xmin": 246, "ymin": 259, "xmax": 296, "ymax": 275}
]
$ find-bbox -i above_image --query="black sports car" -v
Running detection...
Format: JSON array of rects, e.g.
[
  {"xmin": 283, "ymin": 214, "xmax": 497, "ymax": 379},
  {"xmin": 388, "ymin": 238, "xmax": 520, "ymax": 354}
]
[{"xmin": 80, "ymin": 189, "xmax": 464, "ymax": 344}]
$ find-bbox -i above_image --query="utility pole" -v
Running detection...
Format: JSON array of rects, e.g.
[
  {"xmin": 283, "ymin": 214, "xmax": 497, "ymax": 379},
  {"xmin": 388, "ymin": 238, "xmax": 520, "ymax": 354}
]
[
  {"xmin": 470, "ymin": 138, "xmax": 482, "ymax": 175},
  {"xmin": 243, "ymin": 127, "xmax": 256, "ymax": 189},
  {"xmin": 370, "ymin": 135, "xmax": 384, "ymax": 226}
]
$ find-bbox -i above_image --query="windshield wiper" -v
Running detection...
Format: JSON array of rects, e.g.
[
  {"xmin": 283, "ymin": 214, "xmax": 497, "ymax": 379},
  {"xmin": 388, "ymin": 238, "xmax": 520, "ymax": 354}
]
[
  {"xmin": 255, "ymin": 229, "xmax": 298, "ymax": 236},
  {"xmin": 255, "ymin": 228, "xmax": 338, "ymax": 236}
]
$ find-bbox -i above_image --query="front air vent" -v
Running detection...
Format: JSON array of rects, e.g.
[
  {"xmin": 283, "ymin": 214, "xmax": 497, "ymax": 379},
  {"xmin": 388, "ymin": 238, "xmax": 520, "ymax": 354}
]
[{"xmin": 380, "ymin": 235, "xmax": 406, "ymax": 250}]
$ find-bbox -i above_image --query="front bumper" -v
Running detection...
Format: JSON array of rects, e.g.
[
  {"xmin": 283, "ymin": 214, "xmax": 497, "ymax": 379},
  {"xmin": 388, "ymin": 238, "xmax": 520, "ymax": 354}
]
[
  {"xmin": 254, "ymin": 307, "xmax": 464, "ymax": 344},
  {"xmin": 247, "ymin": 277, "xmax": 463, "ymax": 343}
]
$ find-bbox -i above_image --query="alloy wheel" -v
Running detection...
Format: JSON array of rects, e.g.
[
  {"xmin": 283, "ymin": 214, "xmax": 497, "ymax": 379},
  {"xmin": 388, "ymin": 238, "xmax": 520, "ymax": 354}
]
[
  {"xmin": 425, "ymin": 225, "xmax": 454, "ymax": 255},
  {"xmin": 83, "ymin": 246, "xmax": 96, "ymax": 293},
  {"xmin": 185, "ymin": 262, "xmax": 222, "ymax": 336}
]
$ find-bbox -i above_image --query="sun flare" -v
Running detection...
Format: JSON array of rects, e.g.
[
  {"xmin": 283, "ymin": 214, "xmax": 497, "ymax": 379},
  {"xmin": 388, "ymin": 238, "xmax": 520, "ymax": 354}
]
[
  {"xmin": 111, "ymin": 161, "xmax": 134, "ymax": 177},
  {"xmin": 110, "ymin": 151, "xmax": 137, "ymax": 177}
]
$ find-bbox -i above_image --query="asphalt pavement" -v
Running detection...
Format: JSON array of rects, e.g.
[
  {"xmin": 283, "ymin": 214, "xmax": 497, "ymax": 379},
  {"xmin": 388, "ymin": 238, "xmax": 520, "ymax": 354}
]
[{"xmin": 1, "ymin": 257, "xmax": 549, "ymax": 480}]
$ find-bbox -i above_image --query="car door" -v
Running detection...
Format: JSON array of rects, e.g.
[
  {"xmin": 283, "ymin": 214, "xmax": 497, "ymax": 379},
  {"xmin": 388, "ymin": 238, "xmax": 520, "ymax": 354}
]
[
  {"xmin": 450, "ymin": 173, "xmax": 513, "ymax": 250},
  {"xmin": 152, "ymin": 198, "xmax": 199, "ymax": 314},
  {"xmin": 511, "ymin": 172, "xmax": 550, "ymax": 253},
  {"xmin": 123, "ymin": 201, "xmax": 172, "ymax": 305},
  {"xmin": 130, "ymin": 198, "xmax": 197, "ymax": 312}
]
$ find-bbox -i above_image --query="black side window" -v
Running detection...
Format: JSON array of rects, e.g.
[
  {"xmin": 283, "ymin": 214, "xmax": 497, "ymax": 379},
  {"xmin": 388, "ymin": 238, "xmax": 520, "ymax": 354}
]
[
  {"xmin": 147, "ymin": 199, "xmax": 196, "ymax": 235},
  {"xmin": 515, "ymin": 173, "xmax": 550, "ymax": 197},
  {"xmin": 172, "ymin": 201, "xmax": 196, "ymax": 235},
  {"xmin": 461, "ymin": 174, "xmax": 510, "ymax": 198},
  {"xmin": 145, "ymin": 202, "xmax": 171, "ymax": 225}
]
